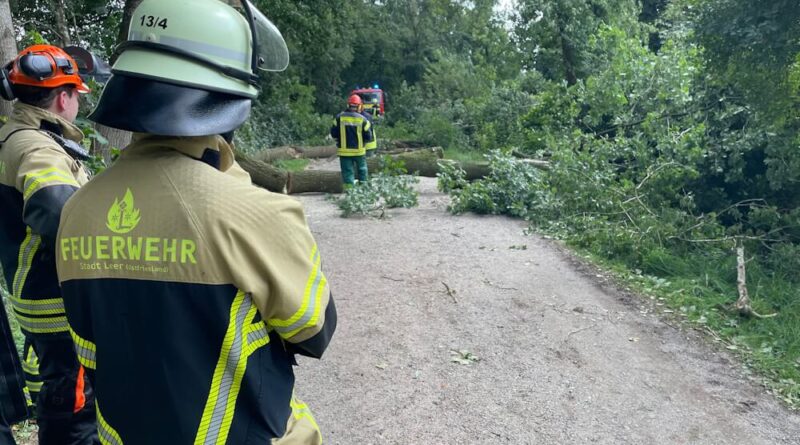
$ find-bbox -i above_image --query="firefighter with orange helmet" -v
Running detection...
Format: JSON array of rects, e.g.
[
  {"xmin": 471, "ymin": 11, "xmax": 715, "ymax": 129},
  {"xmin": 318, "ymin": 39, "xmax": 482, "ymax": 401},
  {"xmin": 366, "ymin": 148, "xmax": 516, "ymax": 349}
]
[
  {"xmin": 331, "ymin": 94, "xmax": 372, "ymax": 184},
  {"xmin": 0, "ymin": 45, "xmax": 97, "ymax": 444}
]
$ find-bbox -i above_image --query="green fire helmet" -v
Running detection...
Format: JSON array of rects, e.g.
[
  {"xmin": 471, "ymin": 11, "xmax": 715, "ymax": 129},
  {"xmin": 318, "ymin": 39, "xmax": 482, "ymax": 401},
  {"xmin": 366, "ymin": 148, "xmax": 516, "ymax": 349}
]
[{"xmin": 89, "ymin": 0, "xmax": 289, "ymax": 136}]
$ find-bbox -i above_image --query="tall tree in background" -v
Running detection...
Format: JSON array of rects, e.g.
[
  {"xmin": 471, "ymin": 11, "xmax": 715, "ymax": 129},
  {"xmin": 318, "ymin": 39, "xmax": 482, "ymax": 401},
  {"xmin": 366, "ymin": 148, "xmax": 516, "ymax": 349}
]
[
  {"xmin": 11, "ymin": 0, "xmax": 122, "ymax": 55},
  {"xmin": 94, "ymin": 0, "xmax": 142, "ymax": 158},
  {"xmin": 50, "ymin": 0, "xmax": 71, "ymax": 45},
  {"xmin": 696, "ymin": 0, "xmax": 800, "ymax": 191},
  {"xmin": 0, "ymin": 0, "xmax": 16, "ymax": 118},
  {"xmin": 514, "ymin": 0, "xmax": 640, "ymax": 84}
]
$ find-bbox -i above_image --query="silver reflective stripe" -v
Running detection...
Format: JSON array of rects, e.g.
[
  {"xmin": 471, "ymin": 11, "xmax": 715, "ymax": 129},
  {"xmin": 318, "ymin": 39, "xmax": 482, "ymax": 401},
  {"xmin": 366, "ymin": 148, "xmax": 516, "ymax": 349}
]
[
  {"xmin": 97, "ymin": 401, "xmax": 124, "ymax": 445},
  {"xmin": 15, "ymin": 315, "xmax": 69, "ymax": 334},
  {"xmin": 129, "ymin": 32, "xmax": 248, "ymax": 64},
  {"xmin": 246, "ymin": 325, "xmax": 268, "ymax": 346},
  {"xmin": 12, "ymin": 233, "xmax": 41, "ymax": 297},
  {"xmin": 274, "ymin": 250, "xmax": 323, "ymax": 336},
  {"xmin": 74, "ymin": 343, "xmax": 96, "ymax": 369},
  {"xmin": 9, "ymin": 297, "xmax": 65, "ymax": 315},
  {"xmin": 203, "ymin": 294, "xmax": 252, "ymax": 445}
]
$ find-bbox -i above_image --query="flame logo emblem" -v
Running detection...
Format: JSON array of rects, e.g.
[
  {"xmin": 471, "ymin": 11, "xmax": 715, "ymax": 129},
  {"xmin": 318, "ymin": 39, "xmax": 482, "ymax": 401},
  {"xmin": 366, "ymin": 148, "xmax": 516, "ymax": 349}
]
[{"xmin": 106, "ymin": 188, "xmax": 141, "ymax": 234}]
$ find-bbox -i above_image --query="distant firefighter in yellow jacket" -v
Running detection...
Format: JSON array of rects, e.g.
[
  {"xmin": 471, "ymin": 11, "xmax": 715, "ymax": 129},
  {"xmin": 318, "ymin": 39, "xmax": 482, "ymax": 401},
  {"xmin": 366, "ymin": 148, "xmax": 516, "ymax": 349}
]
[{"xmin": 331, "ymin": 94, "xmax": 373, "ymax": 185}]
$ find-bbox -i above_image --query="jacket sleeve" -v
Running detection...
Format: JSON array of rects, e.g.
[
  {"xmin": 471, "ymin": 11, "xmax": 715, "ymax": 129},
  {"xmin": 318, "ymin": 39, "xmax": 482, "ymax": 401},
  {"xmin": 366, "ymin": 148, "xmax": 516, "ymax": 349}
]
[
  {"xmin": 362, "ymin": 119, "xmax": 373, "ymax": 143},
  {"xmin": 330, "ymin": 117, "xmax": 340, "ymax": 140},
  {"xmin": 15, "ymin": 145, "xmax": 83, "ymax": 244},
  {"xmin": 224, "ymin": 193, "xmax": 336, "ymax": 359}
]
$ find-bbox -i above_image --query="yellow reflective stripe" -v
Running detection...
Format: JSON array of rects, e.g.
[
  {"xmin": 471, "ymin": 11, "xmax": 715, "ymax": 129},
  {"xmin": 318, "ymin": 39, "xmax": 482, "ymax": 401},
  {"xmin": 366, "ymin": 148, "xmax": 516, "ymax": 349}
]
[
  {"xmin": 8, "ymin": 295, "xmax": 65, "ymax": 316},
  {"xmin": 70, "ymin": 328, "xmax": 97, "ymax": 370},
  {"xmin": 244, "ymin": 322, "xmax": 269, "ymax": 354},
  {"xmin": 269, "ymin": 245, "xmax": 327, "ymax": 339},
  {"xmin": 340, "ymin": 116, "xmax": 365, "ymax": 150},
  {"xmin": 22, "ymin": 361, "xmax": 39, "ymax": 375},
  {"xmin": 23, "ymin": 167, "xmax": 79, "ymax": 199},
  {"xmin": 25, "ymin": 381, "xmax": 42, "ymax": 392},
  {"xmin": 290, "ymin": 397, "xmax": 320, "ymax": 433},
  {"xmin": 195, "ymin": 291, "xmax": 270, "ymax": 445},
  {"xmin": 12, "ymin": 229, "xmax": 41, "ymax": 298},
  {"xmin": 97, "ymin": 401, "xmax": 123, "ymax": 445},
  {"xmin": 23, "ymin": 387, "xmax": 33, "ymax": 407},
  {"xmin": 14, "ymin": 313, "xmax": 69, "ymax": 334},
  {"xmin": 22, "ymin": 353, "xmax": 39, "ymax": 375},
  {"xmin": 338, "ymin": 119, "xmax": 347, "ymax": 151}
]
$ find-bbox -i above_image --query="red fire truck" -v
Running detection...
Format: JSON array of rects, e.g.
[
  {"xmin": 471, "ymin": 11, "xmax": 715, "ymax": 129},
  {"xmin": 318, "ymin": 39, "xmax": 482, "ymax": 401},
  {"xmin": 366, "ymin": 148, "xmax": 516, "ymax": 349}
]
[{"xmin": 351, "ymin": 84, "xmax": 386, "ymax": 117}]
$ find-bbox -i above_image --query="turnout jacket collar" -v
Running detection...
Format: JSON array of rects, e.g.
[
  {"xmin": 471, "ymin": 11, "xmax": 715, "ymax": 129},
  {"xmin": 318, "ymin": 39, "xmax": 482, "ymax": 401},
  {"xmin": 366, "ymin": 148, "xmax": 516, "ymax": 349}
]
[
  {"xmin": 6, "ymin": 102, "xmax": 84, "ymax": 143},
  {"xmin": 125, "ymin": 133, "xmax": 236, "ymax": 172}
]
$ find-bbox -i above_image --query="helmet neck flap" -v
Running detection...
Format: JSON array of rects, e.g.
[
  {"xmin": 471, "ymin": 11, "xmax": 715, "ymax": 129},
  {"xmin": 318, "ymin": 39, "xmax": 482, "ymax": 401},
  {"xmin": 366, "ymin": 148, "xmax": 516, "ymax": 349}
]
[{"xmin": 90, "ymin": 75, "xmax": 250, "ymax": 137}]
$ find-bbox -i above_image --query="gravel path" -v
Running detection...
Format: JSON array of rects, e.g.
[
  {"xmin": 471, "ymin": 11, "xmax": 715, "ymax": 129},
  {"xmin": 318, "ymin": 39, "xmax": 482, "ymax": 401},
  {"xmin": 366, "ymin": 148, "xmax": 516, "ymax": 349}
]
[{"xmin": 293, "ymin": 176, "xmax": 800, "ymax": 445}]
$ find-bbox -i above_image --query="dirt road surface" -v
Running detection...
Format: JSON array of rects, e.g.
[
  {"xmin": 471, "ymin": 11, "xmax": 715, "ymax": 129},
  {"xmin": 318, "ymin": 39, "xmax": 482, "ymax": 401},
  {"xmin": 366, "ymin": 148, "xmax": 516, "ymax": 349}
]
[{"xmin": 293, "ymin": 177, "xmax": 800, "ymax": 445}]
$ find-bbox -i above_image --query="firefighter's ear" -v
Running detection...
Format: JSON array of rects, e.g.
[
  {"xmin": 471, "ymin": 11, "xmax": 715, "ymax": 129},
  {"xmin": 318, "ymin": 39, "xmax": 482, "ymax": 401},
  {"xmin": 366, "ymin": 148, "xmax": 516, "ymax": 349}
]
[{"xmin": 0, "ymin": 63, "xmax": 16, "ymax": 101}]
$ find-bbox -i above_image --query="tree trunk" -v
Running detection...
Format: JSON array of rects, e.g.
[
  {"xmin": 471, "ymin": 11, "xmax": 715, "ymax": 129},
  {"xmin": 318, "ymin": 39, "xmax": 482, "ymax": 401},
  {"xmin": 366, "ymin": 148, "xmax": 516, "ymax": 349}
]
[
  {"xmin": 253, "ymin": 146, "xmax": 301, "ymax": 162},
  {"xmin": 287, "ymin": 170, "xmax": 343, "ymax": 194},
  {"xmin": 296, "ymin": 145, "xmax": 338, "ymax": 159},
  {"xmin": 112, "ymin": 0, "xmax": 144, "ymax": 64},
  {"xmin": 367, "ymin": 148, "xmax": 443, "ymax": 176},
  {"xmin": 51, "ymin": 0, "xmax": 71, "ymax": 46},
  {"xmin": 556, "ymin": 17, "xmax": 577, "ymax": 86},
  {"xmin": 236, "ymin": 148, "xmax": 549, "ymax": 194},
  {"xmin": 91, "ymin": 0, "xmax": 143, "ymax": 157},
  {"xmin": 93, "ymin": 125, "xmax": 132, "ymax": 162},
  {"xmin": 255, "ymin": 145, "xmax": 439, "ymax": 163},
  {"xmin": 0, "ymin": 0, "xmax": 16, "ymax": 119}
]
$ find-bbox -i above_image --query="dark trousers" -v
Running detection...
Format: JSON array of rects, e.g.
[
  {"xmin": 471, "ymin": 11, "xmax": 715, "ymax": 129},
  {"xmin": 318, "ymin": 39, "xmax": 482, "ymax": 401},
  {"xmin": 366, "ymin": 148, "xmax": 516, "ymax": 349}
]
[
  {"xmin": 339, "ymin": 156, "xmax": 368, "ymax": 185},
  {"xmin": 27, "ymin": 336, "xmax": 97, "ymax": 445},
  {"xmin": 0, "ymin": 408, "xmax": 15, "ymax": 445}
]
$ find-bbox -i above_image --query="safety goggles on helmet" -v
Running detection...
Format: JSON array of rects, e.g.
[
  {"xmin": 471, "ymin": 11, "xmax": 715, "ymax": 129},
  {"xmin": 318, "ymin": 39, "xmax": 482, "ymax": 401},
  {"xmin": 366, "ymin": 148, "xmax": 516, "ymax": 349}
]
[
  {"xmin": 241, "ymin": 0, "xmax": 290, "ymax": 73},
  {"xmin": 0, "ymin": 45, "xmax": 91, "ymax": 101}
]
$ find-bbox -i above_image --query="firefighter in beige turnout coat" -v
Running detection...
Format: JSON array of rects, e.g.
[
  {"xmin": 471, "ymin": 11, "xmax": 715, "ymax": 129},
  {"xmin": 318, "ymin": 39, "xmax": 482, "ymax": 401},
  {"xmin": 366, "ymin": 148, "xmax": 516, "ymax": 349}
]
[{"xmin": 55, "ymin": 1, "xmax": 336, "ymax": 444}]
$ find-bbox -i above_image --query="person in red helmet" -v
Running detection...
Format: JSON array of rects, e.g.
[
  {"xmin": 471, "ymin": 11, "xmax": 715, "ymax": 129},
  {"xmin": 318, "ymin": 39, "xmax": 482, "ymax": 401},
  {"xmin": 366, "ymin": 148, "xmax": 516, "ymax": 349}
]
[
  {"xmin": 0, "ymin": 44, "xmax": 97, "ymax": 444},
  {"xmin": 330, "ymin": 94, "xmax": 373, "ymax": 185}
]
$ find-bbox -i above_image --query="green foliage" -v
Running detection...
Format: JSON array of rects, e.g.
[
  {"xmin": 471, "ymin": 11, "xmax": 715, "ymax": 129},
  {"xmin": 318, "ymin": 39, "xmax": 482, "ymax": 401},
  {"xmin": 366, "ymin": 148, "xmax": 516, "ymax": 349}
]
[
  {"xmin": 436, "ymin": 5, "xmax": 800, "ymax": 405},
  {"xmin": 514, "ymin": 0, "xmax": 643, "ymax": 84},
  {"xmin": 440, "ymin": 151, "xmax": 544, "ymax": 217},
  {"xmin": 333, "ymin": 157, "xmax": 419, "ymax": 218},
  {"xmin": 12, "ymin": 0, "xmax": 124, "ymax": 56}
]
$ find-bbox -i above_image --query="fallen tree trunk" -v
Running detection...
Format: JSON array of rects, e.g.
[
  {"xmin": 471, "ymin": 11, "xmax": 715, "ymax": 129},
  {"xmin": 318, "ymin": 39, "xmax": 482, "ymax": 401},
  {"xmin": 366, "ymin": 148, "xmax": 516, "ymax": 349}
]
[
  {"xmin": 236, "ymin": 148, "xmax": 549, "ymax": 194},
  {"xmin": 366, "ymin": 147, "xmax": 443, "ymax": 176},
  {"xmin": 295, "ymin": 145, "xmax": 338, "ymax": 159},
  {"xmin": 287, "ymin": 170, "xmax": 343, "ymax": 194},
  {"xmin": 256, "ymin": 144, "xmax": 436, "ymax": 161},
  {"xmin": 253, "ymin": 146, "xmax": 301, "ymax": 162}
]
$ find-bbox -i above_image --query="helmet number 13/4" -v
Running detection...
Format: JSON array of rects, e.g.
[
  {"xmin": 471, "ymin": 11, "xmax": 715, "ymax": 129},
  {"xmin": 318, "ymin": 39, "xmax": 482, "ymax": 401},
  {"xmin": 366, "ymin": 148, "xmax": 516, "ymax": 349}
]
[{"xmin": 140, "ymin": 15, "xmax": 168, "ymax": 30}]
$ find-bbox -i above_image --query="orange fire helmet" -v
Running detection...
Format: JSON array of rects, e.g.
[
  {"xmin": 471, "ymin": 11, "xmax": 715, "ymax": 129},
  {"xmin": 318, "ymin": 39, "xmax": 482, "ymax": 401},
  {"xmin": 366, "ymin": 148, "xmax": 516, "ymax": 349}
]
[
  {"xmin": 348, "ymin": 94, "xmax": 362, "ymax": 106},
  {"xmin": 5, "ymin": 45, "xmax": 90, "ymax": 93}
]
